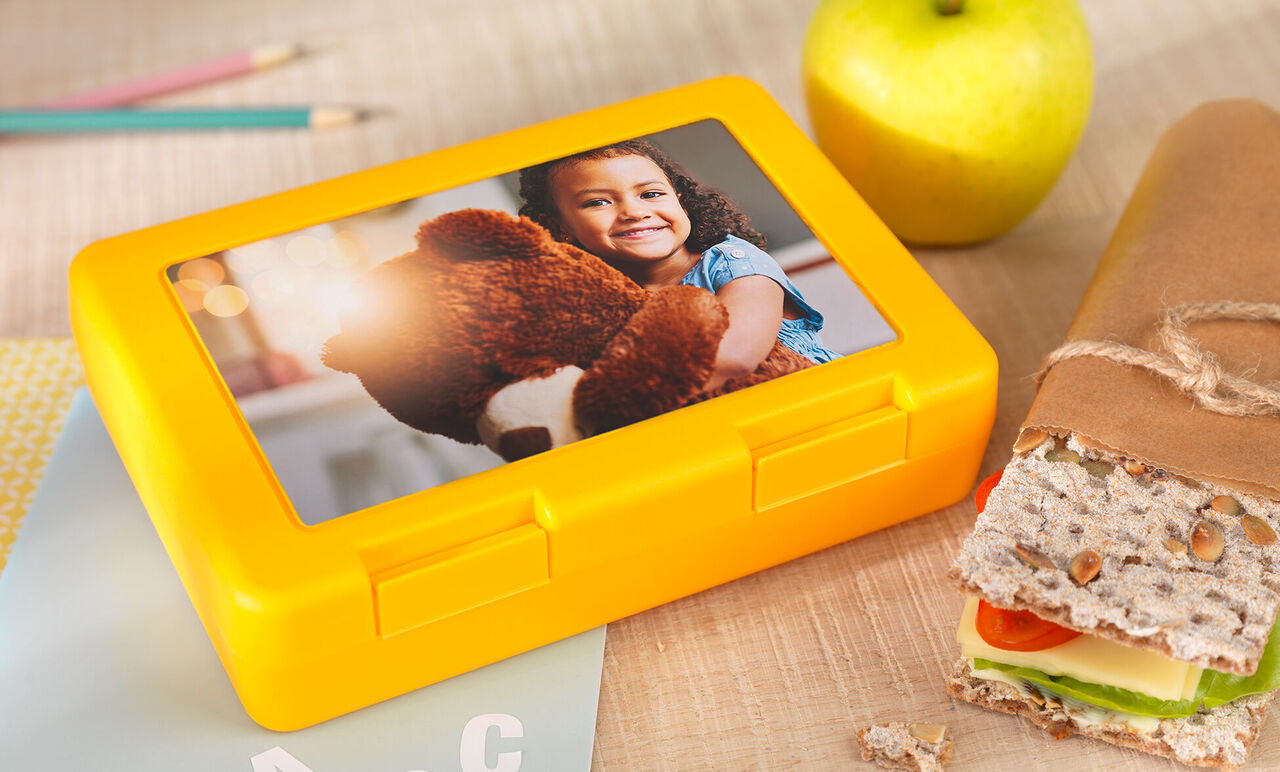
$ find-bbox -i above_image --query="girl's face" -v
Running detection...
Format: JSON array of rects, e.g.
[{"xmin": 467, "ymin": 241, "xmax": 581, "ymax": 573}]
[{"xmin": 549, "ymin": 154, "xmax": 694, "ymax": 265}]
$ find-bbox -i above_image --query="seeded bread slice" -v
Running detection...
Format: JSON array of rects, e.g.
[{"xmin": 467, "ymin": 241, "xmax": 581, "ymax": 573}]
[
  {"xmin": 947, "ymin": 658, "xmax": 1273, "ymax": 770},
  {"xmin": 855, "ymin": 721, "xmax": 954, "ymax": 771},
  {"xmin": 949, "ymin": 434, "xmax": 1280, "ymax": 675}
]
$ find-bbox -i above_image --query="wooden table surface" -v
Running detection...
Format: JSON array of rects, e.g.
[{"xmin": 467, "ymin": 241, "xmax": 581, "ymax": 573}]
[{"xmin": 4, "ymin": 1, "xmax": 1279, "ymax": 768}]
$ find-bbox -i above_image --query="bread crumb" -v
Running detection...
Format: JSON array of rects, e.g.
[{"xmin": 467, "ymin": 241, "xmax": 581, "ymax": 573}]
[{"xmin": 856, "ymin": 721, "xmax": 953, "ymax": 771}]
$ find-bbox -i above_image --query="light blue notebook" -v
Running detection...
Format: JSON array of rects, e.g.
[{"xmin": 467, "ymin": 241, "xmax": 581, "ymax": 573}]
[{"xmin": 0, "ymin": 390, "xmax": 606, "ymax": 771}]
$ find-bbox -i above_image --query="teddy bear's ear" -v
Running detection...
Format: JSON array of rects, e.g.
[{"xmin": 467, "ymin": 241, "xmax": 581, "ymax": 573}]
[
  {"xmin": 320, "ymin": 332, "xmax": 361, "ymax": 374},
  {"xmin": 416, "ymin": 208, "xmax": 557, "ymax": 261}
]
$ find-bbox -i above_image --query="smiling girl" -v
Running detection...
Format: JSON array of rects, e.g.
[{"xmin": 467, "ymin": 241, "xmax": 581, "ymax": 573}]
[{"xmin": 518, "ymin": 139, "xmax": 838, "ymax": 391}]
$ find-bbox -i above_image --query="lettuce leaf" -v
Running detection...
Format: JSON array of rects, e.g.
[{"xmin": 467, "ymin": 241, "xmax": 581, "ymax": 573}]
[
  {"xmin": 973, "ymin": 613, "xmax": 1280, "ymax": 718},
  {"xmin": 972, "ymin": 658, "xmax": 1201, "ymax": 717},
  {"xmin": 1199, "ymin": 618, "xmax": 1280, "ymax": 709}
]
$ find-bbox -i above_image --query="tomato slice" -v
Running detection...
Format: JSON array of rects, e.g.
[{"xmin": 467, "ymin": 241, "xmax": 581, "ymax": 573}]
[
  {"xmin": 972, "ymin": 468, "xmax": 1082, "ymax": 652},
  {"xmin": 974, "ymin": 469, "xmax": 1003, "ymax": 513},
  {"xmin": 975, "ymin": 600, "xmax": 1083, "ymax": 651}
]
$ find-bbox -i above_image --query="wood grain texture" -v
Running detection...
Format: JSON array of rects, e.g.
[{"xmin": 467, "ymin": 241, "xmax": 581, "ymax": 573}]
[{"xmin": 3, "ymin": 1, "xmax": 1278, "ymax": 768}]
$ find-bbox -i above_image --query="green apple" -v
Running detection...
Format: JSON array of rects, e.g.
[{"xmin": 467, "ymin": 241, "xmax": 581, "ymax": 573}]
[{"xmin": 803, "ymin": 0, "xmax": 1093, "ymax": 245}]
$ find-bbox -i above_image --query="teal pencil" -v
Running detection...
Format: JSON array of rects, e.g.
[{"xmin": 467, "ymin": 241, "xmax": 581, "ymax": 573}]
[{"xmin": 0, "ymin": 106, "xmax": 360, "ymax": 133}]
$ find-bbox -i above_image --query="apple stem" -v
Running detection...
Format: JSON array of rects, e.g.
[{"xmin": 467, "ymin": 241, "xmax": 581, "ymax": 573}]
[{"xmin": 935, "ymin": 0, "xmax": 965, "ymax": 14}]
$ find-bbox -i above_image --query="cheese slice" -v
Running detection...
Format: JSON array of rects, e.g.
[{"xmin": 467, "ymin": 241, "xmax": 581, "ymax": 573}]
[{"xmin": 957, "ymin": 596, "xmax": 1201, "ymax": 701}]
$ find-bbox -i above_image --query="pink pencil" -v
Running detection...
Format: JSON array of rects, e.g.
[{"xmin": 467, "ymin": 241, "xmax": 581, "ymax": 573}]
[{"xmin": 36, "ymin": 44, "xmax": 303, "ymax": 109}]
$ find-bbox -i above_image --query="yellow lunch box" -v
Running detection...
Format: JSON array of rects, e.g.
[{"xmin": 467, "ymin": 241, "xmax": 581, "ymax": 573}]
[{"xmin": 69, "ymin": 77, "xmax": 997, "ymax": 730}]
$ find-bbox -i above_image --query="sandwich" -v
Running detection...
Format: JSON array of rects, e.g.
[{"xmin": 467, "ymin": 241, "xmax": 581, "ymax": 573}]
[
  {"xmin": 947, "ymin": 430, "xmax": 1280, "ymax": 769},
  {"xmin": 943, "ymin": 99, "xmax": 1280, "ymax": 770}
]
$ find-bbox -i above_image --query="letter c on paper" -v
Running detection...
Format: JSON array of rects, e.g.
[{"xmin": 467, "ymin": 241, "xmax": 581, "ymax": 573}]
[{"xmin": 460, "ymin": 713, "xmax": 524, "ymax": 772}]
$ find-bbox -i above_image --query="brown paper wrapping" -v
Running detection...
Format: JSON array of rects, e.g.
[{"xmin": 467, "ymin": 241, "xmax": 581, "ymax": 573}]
[{"xmin": 1026, "ymin": 99, "xmax": 1280, "ymax": 500}]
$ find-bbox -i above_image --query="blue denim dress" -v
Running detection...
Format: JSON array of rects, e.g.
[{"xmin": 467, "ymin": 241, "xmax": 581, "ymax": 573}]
[{"xmin": 679, "ymin": 235, "xmax": 839, "ymax": 364}]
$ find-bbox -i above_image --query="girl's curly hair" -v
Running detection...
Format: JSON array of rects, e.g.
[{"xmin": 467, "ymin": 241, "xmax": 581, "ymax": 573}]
[{"xmin": 517, "ymin": 139, "xmax": 766, "ymax": 255}]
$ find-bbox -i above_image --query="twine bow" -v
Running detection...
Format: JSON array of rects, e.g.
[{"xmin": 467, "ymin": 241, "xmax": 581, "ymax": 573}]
[{"xmin": 1035, "ymin": 300, "xmax": 1280, "ymax": 418}]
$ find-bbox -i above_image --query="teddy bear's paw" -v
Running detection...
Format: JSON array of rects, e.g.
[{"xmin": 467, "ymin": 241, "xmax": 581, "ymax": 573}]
[{"xmin": 477, "ymin": 366, "xmax": 586, "ymax": 461}]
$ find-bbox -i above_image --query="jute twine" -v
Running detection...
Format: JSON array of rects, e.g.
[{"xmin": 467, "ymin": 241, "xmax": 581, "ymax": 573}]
[{"xmin": 1035, "ymin": 300, "xmax": 1280, "ymax": 417}]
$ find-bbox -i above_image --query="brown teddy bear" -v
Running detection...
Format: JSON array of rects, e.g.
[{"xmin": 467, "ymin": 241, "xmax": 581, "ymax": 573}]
[{"xmin": 321, "ymin": 208, "xmax": 813, "ymax": 462}]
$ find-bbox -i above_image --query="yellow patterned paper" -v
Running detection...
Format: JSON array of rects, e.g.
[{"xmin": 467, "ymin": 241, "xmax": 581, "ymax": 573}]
[{"xmin": 0, "ymin": 339, "xmax": 83, "ymax": 574}]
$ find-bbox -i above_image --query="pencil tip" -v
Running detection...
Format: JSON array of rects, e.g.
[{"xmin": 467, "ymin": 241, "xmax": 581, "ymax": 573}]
[
  {"xmin": 252, "ymin": 43, "xmax": 305, "ymax": 69},
  {"xmin": 310, "ymin": 106, "xmax": 366, "ymax": 128}
]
